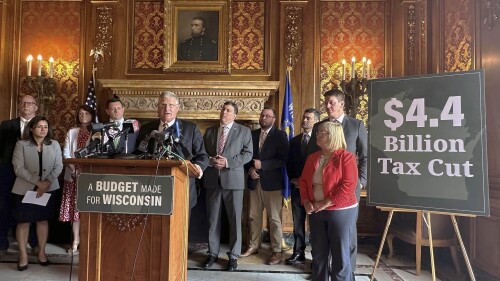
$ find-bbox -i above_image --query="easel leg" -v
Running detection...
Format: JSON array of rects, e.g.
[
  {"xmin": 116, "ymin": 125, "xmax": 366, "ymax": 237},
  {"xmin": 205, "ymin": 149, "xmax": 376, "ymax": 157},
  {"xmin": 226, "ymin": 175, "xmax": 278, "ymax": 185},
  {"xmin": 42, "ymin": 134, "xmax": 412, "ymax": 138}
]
[
  {"xmin": 416, "ymin": 211, "xmax": 422, "ymax": 275},
  {"xmin": 425, "ymin": 212, "xmax": 436, "ymax": 281},
  {"xmin": 370, "ymin": 210, "xmax": 394, "ymax": 281},
  {"xmin": 450, "ymin": 215, "xmax": 476, "ymax": 281}
]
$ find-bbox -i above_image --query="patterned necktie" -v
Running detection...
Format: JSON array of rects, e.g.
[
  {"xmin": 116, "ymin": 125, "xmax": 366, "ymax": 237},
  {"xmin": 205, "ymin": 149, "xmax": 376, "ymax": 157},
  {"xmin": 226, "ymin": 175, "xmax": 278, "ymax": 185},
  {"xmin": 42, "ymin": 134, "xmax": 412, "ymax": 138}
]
[
  {"xmin": 218, "ymin": 126, "xmax": 228, "ymax": 155},
  {"xmin": 301, "ymin": 133, "xmax": 310, "ymax": 155},
  {"xmin": 259, "ymin": 130, "xmax": 267, "ymax": 152}
]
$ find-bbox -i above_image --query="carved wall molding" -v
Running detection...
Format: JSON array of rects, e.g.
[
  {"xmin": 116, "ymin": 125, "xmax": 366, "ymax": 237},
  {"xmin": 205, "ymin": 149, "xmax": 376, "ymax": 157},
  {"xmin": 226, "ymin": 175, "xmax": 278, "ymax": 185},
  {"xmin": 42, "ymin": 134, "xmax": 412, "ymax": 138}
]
[
  {"xmin": 483, "ymin": 0, "xmax": 500, "ymax": 30},
  {"xmin": 95, "ymin": 6, "xmax": 113, "ymax": 70},
  {"xmin": 105, "ymin": 214, "xmax": 147, "ymax": 231},
  {"xmin": 284, "ymin": 5, "xmax": 303, "ymax": 69},
  {"xmin": 407, "ymin": 4, "xmax": 416, "ymax": 61},
  {"xmin": 99, "ymin": 80, "xmax": 279, "ymax": 121}
]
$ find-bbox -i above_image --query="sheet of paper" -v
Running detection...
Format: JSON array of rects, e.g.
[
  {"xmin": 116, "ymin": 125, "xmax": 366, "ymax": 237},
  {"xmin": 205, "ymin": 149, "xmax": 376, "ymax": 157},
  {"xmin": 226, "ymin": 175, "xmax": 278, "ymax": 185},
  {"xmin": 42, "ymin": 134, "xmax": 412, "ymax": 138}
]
[{"xmin": 22, "ymin": 191, "xmax": 51, "ymax": 206}]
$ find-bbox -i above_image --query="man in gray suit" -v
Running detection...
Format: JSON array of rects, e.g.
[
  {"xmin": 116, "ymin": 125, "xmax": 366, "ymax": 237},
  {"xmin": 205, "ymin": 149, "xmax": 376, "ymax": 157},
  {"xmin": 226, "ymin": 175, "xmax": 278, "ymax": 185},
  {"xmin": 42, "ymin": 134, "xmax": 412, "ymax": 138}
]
[
  {"xmin": 202, "ymin": 101, "xmax": 253, "ymax": 271},
  {"xmin": 307, "ymin": 89, "xmax": 368, "ymax": 278}
]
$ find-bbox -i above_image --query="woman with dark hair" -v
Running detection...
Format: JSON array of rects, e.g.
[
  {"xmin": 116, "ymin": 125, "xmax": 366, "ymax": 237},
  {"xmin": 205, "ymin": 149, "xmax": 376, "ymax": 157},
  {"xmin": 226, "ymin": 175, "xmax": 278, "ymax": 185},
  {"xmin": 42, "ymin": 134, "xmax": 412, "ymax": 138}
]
[
  {"xmin": 11, "ymin": 116, "xmax": 63, "ymax": 271},
  {"xmin": 59, "ymin": 105, "xmax": 95, "ymax": 254},
  {"xmin": 300, "ymin": 121, "xmax": 358, "ymax": 281}
]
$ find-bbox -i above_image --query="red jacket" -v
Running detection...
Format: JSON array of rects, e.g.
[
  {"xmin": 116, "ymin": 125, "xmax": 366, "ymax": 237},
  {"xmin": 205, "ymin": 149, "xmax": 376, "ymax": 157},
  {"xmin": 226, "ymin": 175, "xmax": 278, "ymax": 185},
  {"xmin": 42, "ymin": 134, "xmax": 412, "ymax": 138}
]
[{"xmin": 299, "ymin": 149, "xmax": 358, "ymax": 210}]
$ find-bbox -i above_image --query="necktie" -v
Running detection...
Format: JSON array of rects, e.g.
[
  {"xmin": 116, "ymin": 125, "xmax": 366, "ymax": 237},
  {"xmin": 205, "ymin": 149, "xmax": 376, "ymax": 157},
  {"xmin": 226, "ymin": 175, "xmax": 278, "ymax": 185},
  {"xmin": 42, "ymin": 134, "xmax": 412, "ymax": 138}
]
[
  {"xmin": 301, "ymin": 134, "xmax": 310, "ymax": 155},
  {"xmin": 21, "ymin": 120, "xmax": 29, "ymax": 140},
  {"xmin": 113, "ymin": 136, "xmax": 120, "ymax": 148},
  {"xmin": 162, "ymin": 123, "xmax": 169, "ymax": 131},
  {"xmin": 218, "ymin": 126, "xmax": 228, "ymax": 155},
  {"xmin": 259, "ymin": 130, "xmax": 267, "ymax": 152}
]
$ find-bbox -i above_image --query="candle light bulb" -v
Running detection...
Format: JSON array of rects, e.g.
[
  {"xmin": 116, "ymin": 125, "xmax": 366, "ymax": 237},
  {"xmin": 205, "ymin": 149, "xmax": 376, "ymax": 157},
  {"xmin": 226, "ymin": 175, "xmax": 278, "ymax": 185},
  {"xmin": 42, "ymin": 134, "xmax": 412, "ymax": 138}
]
[
  {"xmin": 341, "ymin": 59, "xmax": 346, "ymax": 81},
  {"xmin": 49, "ymin": 57, "xmax": 54, "ymax": 78},
  {"xmin": 367, "ymin": 59, "xmax": 372, "ymax": 80},
  {"xmin": 37, "ymin": 55, "xmax": 42, "ymax": 76},
  {"xmin": 351, "ymin": 57, "xmax": 356, "ymax": 79},
  {"xmin": 362, "ymin": 57, "xmax": 367, "ymax": 79},
  {"xmin": 26, "ymin": 55, "xmax": 33, "ymax": 77}
]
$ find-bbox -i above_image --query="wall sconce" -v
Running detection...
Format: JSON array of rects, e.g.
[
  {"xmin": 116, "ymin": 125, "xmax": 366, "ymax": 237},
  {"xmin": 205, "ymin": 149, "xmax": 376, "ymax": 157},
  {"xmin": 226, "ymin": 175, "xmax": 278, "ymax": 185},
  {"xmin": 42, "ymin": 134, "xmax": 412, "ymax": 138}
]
[
  {"xmin": 22, "ymin": 54, "xmax": 56, "ymax": 116},
  {"xmin": 339, "ymin": 56, "xmax": 371, "ymax": 117}
]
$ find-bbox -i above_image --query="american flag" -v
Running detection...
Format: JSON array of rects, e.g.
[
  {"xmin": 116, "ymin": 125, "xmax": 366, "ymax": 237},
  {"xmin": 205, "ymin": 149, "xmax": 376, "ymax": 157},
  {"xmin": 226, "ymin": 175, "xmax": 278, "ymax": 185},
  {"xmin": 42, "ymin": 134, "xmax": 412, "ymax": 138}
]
[{"xmin": 85, "ymin": 75, "xmax": 99, "ymax": 122}]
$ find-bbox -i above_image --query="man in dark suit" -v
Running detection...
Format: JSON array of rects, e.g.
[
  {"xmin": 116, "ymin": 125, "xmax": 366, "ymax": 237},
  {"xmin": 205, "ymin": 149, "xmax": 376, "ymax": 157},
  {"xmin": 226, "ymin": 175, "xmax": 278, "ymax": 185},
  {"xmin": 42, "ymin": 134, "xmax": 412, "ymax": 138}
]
[
  {"xmin": 202, "ymin": 101, "xmax": 253, "ymax": 271},
  {"xmin": 177, "ymin": 17, "xmax": 217, "ymax": 61},
  {"xmin": 136, "ymin": 91, "xmax": 209, "ymax": 210},
  {"xmin": 307, "ymin": 89, "xmax": 368, "ymax": 277},
  {"xmin": 0, "ymin": 95, "xmax": 39, "ymax": 254},
  {"xmin": 105, "ymin": 96, "xmax": 139, "ymax": 155},
  {"xmin": 241, "ymin": 107, "xmax": 289, "ymax": 265},
  {"xmin": 285, "ymin": 108, "xmax": 320, "ymax": 265}
]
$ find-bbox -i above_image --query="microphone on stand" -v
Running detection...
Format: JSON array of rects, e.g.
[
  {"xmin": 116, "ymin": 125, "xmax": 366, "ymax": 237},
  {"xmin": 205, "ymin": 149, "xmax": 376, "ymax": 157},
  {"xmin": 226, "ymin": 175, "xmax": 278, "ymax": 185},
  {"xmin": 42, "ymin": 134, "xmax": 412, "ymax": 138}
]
[
  {"xmin": 75, "ymin": 134, "xmax": 101, "ymax": 158},
  {"xmin": 113, "ymin": 119, "xmax": 140, "ymax": 159}
]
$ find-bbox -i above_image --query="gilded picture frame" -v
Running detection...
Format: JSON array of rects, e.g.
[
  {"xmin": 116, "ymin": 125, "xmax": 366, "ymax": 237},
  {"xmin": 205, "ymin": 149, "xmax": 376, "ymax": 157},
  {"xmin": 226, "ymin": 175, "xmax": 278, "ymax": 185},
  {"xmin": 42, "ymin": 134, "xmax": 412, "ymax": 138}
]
[{"xmin": 163, "ymin": 0, "xmax": 231, "ymax": 73}]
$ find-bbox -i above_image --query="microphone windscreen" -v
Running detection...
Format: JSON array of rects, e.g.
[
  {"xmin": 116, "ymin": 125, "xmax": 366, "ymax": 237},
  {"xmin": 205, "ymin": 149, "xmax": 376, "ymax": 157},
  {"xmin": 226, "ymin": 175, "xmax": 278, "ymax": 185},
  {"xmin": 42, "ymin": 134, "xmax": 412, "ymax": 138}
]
[{"xmin": 123, "ymin": 119, "xmax": 140, "ymax": 133}]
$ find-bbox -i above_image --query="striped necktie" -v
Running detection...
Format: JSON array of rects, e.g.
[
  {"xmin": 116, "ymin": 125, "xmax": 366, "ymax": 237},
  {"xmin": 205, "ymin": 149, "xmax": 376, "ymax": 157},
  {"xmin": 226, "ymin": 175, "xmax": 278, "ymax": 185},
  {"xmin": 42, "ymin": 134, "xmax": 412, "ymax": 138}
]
[{"xmin": 218, "ymin": 126, "xmax": 228, "ymax": 155}]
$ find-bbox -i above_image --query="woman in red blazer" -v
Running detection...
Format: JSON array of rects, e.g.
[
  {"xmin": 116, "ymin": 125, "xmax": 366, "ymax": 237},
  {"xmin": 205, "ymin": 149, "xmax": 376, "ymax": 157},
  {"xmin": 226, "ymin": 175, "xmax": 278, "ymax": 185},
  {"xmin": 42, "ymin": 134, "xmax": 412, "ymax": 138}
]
[{"xmin": 299, "ymin": 121, "xmax": 358, "ymax": 281}]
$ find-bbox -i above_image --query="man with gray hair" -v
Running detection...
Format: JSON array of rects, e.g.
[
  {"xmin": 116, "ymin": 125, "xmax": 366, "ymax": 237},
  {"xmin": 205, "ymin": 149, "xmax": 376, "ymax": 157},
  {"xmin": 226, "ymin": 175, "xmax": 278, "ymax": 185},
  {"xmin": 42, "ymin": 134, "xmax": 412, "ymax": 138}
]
[{"xmin": 136, "ymin": 91, "xmax": 209, "ymax": 209}]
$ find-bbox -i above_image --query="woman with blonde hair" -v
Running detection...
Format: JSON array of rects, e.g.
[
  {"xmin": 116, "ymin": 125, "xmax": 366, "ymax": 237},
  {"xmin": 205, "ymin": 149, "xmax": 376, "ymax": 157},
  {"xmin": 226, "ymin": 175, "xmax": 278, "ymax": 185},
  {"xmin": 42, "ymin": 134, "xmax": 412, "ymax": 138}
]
[{"xmin": 299, "ymin": 121, "xmax": 358, "ymax": 281}]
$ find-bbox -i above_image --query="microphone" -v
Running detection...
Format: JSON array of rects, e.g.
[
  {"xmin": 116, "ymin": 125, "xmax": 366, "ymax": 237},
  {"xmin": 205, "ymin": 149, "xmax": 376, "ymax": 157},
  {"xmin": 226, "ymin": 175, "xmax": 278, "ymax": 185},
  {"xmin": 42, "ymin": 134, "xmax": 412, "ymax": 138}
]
[
  {"xmin": 91, "ymin": 121, "xmax": 119, "ymax": 131},
  {"xmin": 137, "ymin": 130, "xmax": 159, "ymax": 153},
  {"xmin": 123, "ymin": 119, "xmax": 140, "ymax": 133},
  {"xmin": 75, "ymin": 138, "xmax": 101, "ymax": 158}
]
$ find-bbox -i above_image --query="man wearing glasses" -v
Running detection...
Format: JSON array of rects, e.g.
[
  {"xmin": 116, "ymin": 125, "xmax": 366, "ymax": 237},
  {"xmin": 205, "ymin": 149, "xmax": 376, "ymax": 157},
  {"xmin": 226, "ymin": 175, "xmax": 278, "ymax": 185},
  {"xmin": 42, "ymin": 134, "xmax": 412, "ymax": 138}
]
[
  {"xmin": 242, "ymin": 107, "xmax": 289, "ymax": 265},
  {"xmin": 0, "ymin": 95, "xmax": 39, "ymax": 256},
  {"xmin": 136, "ymin": 91, "xmax": 208, "ymax": 210}
]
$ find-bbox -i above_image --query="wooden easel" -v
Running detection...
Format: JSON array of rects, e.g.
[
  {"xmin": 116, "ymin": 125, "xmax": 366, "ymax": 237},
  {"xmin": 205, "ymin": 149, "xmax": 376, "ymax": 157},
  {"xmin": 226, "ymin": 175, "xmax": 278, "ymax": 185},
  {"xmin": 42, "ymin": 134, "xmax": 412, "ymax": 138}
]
[{"xmin": 370, "ymin": 208, "xmax": 476, "ymax": 281}]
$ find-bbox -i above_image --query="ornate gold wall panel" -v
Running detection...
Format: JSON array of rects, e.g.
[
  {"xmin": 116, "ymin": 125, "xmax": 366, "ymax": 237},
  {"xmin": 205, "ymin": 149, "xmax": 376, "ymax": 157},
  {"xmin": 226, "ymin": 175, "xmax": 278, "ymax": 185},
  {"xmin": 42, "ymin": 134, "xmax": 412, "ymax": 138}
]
[
  {"xmin": 444, "ymin": 0, "xmax": 473, "ymax": 72},
  {"xmin": 20, "ymin": 1, "xmax": 81, "ymax": 143},
  {"xmin": 133, "ymin": 1, "xmax": 164, "ymax": 69},
  {"xmin": 231, "ymin": 1, "xmax": 265, "ymax": 70},
  {"xmin": 320, "ymin": 1, "xmax": 386, "ymax": 124},
  {"xmin": 132, "ymin": 0, "xmax": 265, "ymax": 70},
  {"xmin": 284, "ymin": 5, "xmax": 302, "ymax": 70}
]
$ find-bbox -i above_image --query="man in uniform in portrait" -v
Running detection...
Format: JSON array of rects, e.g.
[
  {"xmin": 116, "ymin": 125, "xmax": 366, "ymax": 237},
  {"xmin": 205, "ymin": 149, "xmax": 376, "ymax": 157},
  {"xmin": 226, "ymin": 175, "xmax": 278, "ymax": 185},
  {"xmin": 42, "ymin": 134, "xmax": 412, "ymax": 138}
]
[{"xmin": 178, "ymin": 16, "xmax": 218, "ymax": 61}]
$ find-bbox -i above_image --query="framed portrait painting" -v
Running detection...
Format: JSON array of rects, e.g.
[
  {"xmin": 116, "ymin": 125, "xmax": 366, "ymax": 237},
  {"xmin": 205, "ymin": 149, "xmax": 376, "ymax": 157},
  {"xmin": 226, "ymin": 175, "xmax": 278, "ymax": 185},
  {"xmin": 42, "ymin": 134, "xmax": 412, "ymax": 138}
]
[{"xmin": 163, "ymin": 0, "xmax": 231, "ymax": 73}]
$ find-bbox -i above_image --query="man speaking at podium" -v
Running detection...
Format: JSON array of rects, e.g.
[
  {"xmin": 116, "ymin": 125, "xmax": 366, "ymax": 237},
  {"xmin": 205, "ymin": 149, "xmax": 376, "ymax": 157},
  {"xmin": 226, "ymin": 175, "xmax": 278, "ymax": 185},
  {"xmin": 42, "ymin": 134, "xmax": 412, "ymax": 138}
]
[{"xmin": 136, "ymin": 91, "xmax": 209, "ymax": 210}]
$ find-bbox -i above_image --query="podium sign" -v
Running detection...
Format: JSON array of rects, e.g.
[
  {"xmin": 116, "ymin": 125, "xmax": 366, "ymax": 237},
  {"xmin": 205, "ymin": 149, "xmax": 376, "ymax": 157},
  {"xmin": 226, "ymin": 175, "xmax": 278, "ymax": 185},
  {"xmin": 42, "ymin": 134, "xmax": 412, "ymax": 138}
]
[{"xmin": 77, "ymin": 173, "xmax": 174, "ymax": 215}]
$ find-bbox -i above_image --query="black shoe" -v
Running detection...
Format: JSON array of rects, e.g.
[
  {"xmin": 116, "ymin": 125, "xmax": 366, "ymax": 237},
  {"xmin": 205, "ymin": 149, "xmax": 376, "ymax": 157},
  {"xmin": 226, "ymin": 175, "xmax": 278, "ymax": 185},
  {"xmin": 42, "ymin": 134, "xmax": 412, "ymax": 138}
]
[
  {"xmin": 202, "ymin": 255, "xmax": 218, "ymax": 268},
  {"xmin": 226, "ymin": 258, "xmax": 237, "ymax": 271},
  {"xmin": 285, "ymin": 252, "xmax": 305, "ymax": 265},
  {"xmin": 38, "ymin": 258, "xmax": 50, "ymax": 266},
  {"xmin": 17, "ymin": 262, "xmax": 28, "ymax": 271}
]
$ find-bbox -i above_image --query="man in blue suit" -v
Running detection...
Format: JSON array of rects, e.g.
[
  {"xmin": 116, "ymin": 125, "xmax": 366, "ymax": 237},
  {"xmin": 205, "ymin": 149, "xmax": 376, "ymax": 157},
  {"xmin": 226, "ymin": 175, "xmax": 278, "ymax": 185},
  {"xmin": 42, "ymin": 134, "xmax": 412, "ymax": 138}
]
[
  {"xmin": 285, "ymin": 108, "xmax": 319, "ymax": 265},
  {"xmin": 241, "ymin": 107, "xmax": 289, "ymax": 265},
  {"xmin": 105, "ymin": 96, "xmax": 139, "ymax": 155},
  {"xmin": 307, "ymin": 89, "xmax": 368, "ymax": 278},
  {"xmin": 202, "ymin": 101, "xmax": 253, "ymax": 271}
]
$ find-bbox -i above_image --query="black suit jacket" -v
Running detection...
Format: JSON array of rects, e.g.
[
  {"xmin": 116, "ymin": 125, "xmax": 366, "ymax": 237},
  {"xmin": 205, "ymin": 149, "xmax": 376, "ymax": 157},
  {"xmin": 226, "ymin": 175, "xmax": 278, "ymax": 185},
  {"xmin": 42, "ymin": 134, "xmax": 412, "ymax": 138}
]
[
  {"xmin": 286, "ymin": 132, "xmax": 309, "ymax": 181},
  {"xmin": 245, "ymin": 127, "xmax": 289, "ymax": 191},
  {"xmin": 306, "ymin": 116, "xmax": 368, "ymax": 200},
  {"xmin": 0, "ymin": 118, "xmax": 22, "ymax": 165},
  {"xmin": 137, "ymin": 118, "xmax": 209, "ymax": 208}
]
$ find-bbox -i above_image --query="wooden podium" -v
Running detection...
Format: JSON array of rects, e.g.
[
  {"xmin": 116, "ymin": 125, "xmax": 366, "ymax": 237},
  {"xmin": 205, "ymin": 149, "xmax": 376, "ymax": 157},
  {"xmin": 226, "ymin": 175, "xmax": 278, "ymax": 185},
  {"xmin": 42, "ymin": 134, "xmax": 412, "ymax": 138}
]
[{"xmin": 65, "ymin": 158, "xmax": 199, "ymax": 281}]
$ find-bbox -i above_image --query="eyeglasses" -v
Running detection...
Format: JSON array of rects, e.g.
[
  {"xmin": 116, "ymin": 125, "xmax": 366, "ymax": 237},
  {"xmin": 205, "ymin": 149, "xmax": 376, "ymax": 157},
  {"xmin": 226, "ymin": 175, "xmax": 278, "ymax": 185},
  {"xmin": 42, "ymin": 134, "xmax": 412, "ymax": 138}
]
[
  {"xmin": 20, "ymin": 101, "xmax": 36, "ymax": 107},
  {"xmin": 159, "ymin": 103, "xmax": 178, "ymax": 109},
  {"xmin": 261, "ymin": 115, "xmax": 275, "ymax": 119},
  {"xmin": 316, "ymin": 131, "xmax": 328, "ymax": 136}
]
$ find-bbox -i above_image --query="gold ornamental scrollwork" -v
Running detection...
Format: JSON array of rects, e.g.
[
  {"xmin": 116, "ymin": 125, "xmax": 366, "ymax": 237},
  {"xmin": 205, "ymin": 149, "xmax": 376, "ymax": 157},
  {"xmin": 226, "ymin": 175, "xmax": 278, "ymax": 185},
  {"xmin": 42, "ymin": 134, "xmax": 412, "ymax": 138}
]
[
  {"xmin": 483, "ymin": 0, "xmax": 500, "ymax": 30},
  {"xmin": 407, "ymin": 4, "xmax": 416, "ymax": 61},
  {"xmin": 95, "ymin": 6, "xmax": 113, "ymax": 70},
  {"xmin": 285, "ymin": 5, "xmax": 303, "ymax": 69},
  {"xmin": 105, "ymin": 214, "xmax": 147, "ymax": 231}
]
